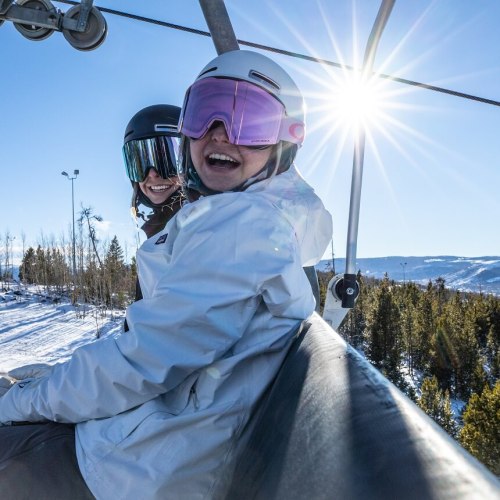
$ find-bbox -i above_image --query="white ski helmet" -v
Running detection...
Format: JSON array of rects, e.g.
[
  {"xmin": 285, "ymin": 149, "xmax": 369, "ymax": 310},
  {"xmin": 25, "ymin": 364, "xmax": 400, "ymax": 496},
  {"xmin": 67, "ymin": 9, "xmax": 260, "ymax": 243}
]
[
  {"xmin": 178, "ymin": 50, "xmax": 306, "ymax": 199},
  {"xmin": 190, "ymin": 49, "xmax": 305, "ymax": 144}
]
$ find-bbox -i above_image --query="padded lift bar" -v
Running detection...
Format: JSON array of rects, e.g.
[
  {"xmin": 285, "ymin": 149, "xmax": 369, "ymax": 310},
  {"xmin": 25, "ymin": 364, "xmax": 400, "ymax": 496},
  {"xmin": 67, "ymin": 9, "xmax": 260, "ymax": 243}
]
[{"xmin": 227, "ymin": 315, "xmax": 500, "ymax": 499}]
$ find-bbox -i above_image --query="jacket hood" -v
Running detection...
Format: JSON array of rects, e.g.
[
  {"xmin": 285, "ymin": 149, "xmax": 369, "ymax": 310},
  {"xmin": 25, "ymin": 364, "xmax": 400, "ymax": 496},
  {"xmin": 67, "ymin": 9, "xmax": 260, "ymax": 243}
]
[{"xmin": 245, "ymin": 164, "xmax": 332, "ymax": 267}]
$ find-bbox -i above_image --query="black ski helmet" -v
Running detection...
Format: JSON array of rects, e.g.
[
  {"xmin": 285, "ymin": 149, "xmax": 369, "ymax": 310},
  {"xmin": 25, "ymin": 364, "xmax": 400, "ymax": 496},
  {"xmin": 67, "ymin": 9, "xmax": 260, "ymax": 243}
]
[
  {"xmin": 124, "ymin": 104, "xmax": 181, "ymax": 144},
  {"xmin": 123, "ymin": 104, "xmax": 182, "ymax": 210}
]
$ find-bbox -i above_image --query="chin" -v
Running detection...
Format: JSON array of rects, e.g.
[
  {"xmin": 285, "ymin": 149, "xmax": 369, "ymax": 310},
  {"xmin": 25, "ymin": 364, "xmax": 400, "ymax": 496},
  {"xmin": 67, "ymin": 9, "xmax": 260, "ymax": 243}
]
[
  {"xmin": 208, "ymin": 183, "xmax": 235, "ymax": 192},
  {"xmin": 149, "ymin": 195, "xmax": 169, "ymax": 205},
  {"xmin": 202, "ymin": 177, "xmax": 240, "ymax": 192}
]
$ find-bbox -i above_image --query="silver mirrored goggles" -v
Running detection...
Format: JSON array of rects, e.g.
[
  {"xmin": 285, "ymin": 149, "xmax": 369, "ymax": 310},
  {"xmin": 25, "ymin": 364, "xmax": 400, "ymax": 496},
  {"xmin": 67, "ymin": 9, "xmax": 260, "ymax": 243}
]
[{"xmin": 123, "ymin": 136, "xmax": 179, "ymax": 182}]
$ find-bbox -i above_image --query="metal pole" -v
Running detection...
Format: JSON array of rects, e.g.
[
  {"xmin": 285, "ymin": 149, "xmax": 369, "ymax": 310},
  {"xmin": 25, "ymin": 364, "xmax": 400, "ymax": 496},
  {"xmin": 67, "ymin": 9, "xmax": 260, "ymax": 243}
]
[
  {"xmin": 198, "ymin": 0, "xmax": 239, "ymax": 54},
  {"xmin": 345, "ymin": 131, "xmax": 366, "ymax": 275},
  {"xmin": 341, "ymin": 0, "xmax": 396, "ymax": 307},
  {"xmin": 62, "ymin": 170, "xmax": 79, "ymax": 277},
  {"xmin": 71, "ymin": 177, "xmax": 77, "ymax": 277},
  {"xmin": 400, "ymin": 261, "xmax": 407, "ymax": 284}
]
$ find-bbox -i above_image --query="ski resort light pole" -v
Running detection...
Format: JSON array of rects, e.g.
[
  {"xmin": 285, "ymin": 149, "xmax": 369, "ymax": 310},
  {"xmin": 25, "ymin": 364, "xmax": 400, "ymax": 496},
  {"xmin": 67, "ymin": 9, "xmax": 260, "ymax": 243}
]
[
  {"xmin": 400, "ymin": 261, "xmax": 407, "ymax": 284},
  {"xmin": 61, "ymin": 169, "xmax": 79, "ymax": 277}
]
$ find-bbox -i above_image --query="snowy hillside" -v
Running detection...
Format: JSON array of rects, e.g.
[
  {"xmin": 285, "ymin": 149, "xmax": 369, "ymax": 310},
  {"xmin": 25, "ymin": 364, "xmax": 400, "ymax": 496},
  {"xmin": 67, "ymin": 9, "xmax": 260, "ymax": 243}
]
[
  {"xmin": 317, "ymin": 256, "xmax": 500, "ymax": 295},
  {"xmin": 0, "ymin": 286, "xmax": 124, "ymax": 374},
  {"xmin": 2, "ymin": 255, "xmax": 499, "ymax": 372}
]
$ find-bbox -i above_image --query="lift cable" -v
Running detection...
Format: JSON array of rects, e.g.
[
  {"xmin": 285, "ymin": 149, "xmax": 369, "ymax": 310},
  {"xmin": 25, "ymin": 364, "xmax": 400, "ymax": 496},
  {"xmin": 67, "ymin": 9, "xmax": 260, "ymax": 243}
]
[{"xmin": 52, "ymin": 1, "xmax": 499, "ymax": 108}]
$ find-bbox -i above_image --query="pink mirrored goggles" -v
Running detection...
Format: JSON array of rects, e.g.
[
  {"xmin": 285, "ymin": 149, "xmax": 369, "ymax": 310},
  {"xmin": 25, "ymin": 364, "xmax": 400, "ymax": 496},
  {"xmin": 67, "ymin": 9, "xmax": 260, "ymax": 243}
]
[{"xmin": 179, "ymin": 77, "xmax": 304, "ymax": 146}]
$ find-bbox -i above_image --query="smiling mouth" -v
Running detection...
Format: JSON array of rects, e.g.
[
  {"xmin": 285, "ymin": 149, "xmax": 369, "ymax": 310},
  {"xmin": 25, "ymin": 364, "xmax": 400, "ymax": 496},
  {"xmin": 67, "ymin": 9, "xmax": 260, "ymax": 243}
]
[
  {"xmin": 207, "ymin": 153, "xmax": 240, "ymax": 169},
  {"xmin": 148, "ymin": 184, "xmax": 177, "ymax": 193}
]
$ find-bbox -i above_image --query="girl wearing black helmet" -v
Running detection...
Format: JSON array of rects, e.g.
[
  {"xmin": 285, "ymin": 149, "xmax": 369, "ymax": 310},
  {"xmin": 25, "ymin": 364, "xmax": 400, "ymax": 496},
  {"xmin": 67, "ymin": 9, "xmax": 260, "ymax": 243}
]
[
  {"xmin": 123, "ymin": 104, "xmax": 184, "ymax": 313},
  {"xmin": 123, "ymin": 104, "xmax": 183, "ymax": 238}
]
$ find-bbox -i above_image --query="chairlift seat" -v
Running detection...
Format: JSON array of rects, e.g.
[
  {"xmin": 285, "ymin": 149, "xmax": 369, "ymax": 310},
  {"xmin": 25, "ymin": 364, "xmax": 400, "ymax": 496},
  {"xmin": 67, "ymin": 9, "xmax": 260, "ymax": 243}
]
[{"xmin": 226, "ymin": 314, "xmax": 499, "ymax": 499}]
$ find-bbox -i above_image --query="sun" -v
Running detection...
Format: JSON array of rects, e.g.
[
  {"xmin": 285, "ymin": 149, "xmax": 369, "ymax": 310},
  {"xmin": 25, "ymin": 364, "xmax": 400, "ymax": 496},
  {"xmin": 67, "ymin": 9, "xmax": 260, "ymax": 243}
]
[{"xmin": 327, "ymin": 72, "xmax": 387, "ymax": 130}]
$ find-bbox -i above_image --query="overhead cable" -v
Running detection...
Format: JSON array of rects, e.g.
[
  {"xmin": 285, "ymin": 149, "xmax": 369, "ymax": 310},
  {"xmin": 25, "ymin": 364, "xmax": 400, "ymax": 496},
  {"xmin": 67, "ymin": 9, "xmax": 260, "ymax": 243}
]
[{"xmin": 54, "ymin": 1, "xmax": 500, "ymax": 108}]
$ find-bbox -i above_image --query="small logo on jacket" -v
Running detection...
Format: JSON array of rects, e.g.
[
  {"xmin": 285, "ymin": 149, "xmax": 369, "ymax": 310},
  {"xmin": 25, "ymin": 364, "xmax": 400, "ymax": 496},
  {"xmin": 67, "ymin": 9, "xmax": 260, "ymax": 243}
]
[{"xmin": 155, "ymin": 234, "xmax": 168, "ymax": 245}]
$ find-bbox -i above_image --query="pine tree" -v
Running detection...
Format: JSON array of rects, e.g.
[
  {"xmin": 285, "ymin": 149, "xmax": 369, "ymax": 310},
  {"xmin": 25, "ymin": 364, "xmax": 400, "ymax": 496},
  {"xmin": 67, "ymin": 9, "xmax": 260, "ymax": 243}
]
[
  {"xmin": 399, "ymin": 282, "xmax": 420, "ymax": 377},
  {"xmin": 459, "ymin": 381, "xmax": 500, "ymax": 475},
  {"xmin": 429, "ymin": 291, "xmax": 470, "ymax": 395},
  {"xmin": 105, "ymin": 237, "xmax": 125, "ymax": 281},
  {"xmin": 486, "ymin": 296, "xmax": 500, "ymax": 380},
  {"xmin": 469, "ymin": 293, "xmax": 490, "ymax": 349},
  {"xmin": 454, "ymin": 302, "xmax": 481, "ymax": 399},
  {"xmin": 34, "ymin": 245, "xmax": 48, "ymax": 287},
  {"xmin": 434, "ymin": 277, "xmax": 447, "ymax": 316},
  {"xmin": 440, "ymin": 389, "xmax": 458, "ymax": 438},
  {"xmin": 413, "ymin": 285, "xmax": 434, "ymax": 371},
  {"xmin": 418, "ymin": 376, "xmax": 441, "ymax": 418},
  {"xmin": 417, "ymin": 376, "xmax": 457, "ymax": 438},
  {"xmin": 429, "ymin": 324, "xmax": 454, "ymax": 392},
  {"xmin": 19, "ymin": 247, "xmax": 36, "ymax": 284},
  {"xmin": 488, "ymin": 335, "xmax": 500, "ymax": 382},
  {"xmin": 470, "ymin": 359, "xmax": 489, "ymax": 397},
  {"xmin": 104, "ymin": 236, "xmax": 126, "ymax": 308},
  {"xmin": 366, "ymin": 274, "xmax": 402, "ymax": 380}
]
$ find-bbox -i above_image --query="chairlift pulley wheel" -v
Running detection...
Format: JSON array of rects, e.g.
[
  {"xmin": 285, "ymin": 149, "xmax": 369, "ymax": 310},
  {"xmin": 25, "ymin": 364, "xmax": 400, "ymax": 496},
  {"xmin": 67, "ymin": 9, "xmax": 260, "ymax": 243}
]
[
  {"xmin": 62, "ymin": 5, "xmax": 107, "ymax": 51},
  {"xmin": 14, "ymin": 0, "xmax": 54, "ymax": 41}
]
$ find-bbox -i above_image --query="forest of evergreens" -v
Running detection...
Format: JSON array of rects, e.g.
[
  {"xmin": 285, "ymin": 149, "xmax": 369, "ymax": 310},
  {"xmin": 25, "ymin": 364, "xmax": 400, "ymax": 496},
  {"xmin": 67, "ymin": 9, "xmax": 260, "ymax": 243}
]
[
  {"xmin": 319, "ymin": 271, "xmax": 499, "ymax": 475},
  {"xmin": 17, "ymin": 236, "xmax": 137, "ymax": 311},
  {"xmin": 1, "ymin": 210, "xmax": 138, "ymax": 312}
]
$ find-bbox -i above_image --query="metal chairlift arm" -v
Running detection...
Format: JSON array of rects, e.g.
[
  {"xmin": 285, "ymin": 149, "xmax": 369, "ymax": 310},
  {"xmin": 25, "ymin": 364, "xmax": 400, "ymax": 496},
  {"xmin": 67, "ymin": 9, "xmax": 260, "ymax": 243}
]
[
  {"xmin": 328, "ymin": 0, "xmax": 396, "ymax": 314},
  {"xmin": 198, "ymin": 0, "xmax": 239, "ymax": 54}
]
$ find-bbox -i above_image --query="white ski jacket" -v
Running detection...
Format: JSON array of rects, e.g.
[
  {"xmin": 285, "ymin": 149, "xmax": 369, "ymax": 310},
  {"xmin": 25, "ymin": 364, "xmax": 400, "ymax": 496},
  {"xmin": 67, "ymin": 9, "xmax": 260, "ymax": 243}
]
[{"xmin": 0, "ymin": 165, "xmax": 332, "ymax": 499}]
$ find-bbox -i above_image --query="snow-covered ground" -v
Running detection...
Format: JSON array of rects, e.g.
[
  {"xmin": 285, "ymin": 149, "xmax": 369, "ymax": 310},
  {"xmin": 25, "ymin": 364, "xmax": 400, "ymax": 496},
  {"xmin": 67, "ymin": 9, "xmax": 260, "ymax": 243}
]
[{"xmin": 0, "ymin": 284, "xmax": 124, "ymax": 374}]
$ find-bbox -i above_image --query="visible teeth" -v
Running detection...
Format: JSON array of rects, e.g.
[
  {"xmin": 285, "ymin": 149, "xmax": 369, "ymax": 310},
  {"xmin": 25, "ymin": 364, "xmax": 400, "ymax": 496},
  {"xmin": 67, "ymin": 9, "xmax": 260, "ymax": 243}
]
[
  {"xmin": 208, "ymin": 153, "xmax": 237, "ymax": 163},
  {"xmin": 150, "ymin": 185, "xmax": 173, "ymax": 192}
]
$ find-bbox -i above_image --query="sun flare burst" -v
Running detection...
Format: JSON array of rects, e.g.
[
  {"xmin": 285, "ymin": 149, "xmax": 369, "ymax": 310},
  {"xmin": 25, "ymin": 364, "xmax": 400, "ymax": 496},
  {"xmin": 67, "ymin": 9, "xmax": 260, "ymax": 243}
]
[
  {"xmin": 302, "ymin": 67, "xmax": 400, "ymax": 190},
  {"xmin": 316, "ymin": 69, "xmax": 397, "ymax": 137},
  {"xmin": 331, "ymin": 74, "xmax": 386, "ymax": 128}
]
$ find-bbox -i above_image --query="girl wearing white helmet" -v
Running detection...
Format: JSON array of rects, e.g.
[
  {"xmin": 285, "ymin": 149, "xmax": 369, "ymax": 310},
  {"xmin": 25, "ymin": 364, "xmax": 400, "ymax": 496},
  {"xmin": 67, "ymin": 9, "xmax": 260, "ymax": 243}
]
[
  {"xmin": 178, "ymin": 49, "xmax": 306, "ymax": 199},
  {"xmin": 0, "ymin": 50, "xmax": 332, "ymax": 499}
]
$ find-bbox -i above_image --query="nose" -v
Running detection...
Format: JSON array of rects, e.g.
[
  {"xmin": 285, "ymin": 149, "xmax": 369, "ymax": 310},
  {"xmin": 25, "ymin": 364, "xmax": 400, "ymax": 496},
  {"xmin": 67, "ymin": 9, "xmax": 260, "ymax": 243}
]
[
  {"xmin": 209, "ymin": 121, "xmax": 229, "ymax": 143},
  {"xmin": 145, "ymin": 167, "xmax": 160, "ymax": 179}
]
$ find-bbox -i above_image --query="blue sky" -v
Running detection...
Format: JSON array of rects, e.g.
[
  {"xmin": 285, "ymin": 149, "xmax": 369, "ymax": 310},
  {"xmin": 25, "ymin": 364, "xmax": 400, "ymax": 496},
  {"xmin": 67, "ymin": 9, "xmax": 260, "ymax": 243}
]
[{"xmin": 1, "ymin": 0, "xmax": 499, "ymax": 264}]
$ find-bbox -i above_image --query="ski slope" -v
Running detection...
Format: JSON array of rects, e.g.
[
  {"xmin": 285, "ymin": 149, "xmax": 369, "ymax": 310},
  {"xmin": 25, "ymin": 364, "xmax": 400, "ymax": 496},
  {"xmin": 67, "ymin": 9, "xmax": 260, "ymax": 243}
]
[{"xmin": 0, "ymin": 285, "xmax": 124, "ymax": 374}]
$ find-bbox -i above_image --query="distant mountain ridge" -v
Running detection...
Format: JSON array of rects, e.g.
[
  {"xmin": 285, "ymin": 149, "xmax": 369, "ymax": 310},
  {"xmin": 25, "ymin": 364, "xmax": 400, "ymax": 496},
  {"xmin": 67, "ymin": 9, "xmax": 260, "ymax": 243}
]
[{"xmin": 316, "ymin": 256, "xmax": 500, "ymax": 295}]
